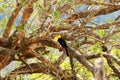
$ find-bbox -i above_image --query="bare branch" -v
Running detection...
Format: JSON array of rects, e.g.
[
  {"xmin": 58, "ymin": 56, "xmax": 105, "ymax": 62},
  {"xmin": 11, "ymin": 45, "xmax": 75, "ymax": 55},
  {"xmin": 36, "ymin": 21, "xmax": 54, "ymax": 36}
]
[
  {"xmin": 103, "ymin": 53, "xmax": 120, "ymax": 66},
  {"xmin": 104, "ymin": 54, "xmax": 120, "ymax": 78},
  {"xmin": 66, "ymin": 6, "xmax": 120, "ymax": 23},
  {"xmin": 3, "ymin": 1, "xmax": 25, "ymax": 38},
  {"xmin": 9, "ymin": 63, "xmax": 56, "ymax": 76},
  {"xmin": 68, "ymin": 47, "xmax": 94, "ymax": 74}
]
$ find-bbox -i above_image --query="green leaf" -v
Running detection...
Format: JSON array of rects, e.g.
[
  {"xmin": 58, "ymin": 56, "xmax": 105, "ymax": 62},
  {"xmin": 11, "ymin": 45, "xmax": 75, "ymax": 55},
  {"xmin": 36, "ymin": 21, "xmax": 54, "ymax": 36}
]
[
  {"xmin": 99, "ymin": 0, "xmax": 104, "ymax": 3},
  {"xmin": 53, "ymin": 10, "xmax": 60, "ymax": 19}
]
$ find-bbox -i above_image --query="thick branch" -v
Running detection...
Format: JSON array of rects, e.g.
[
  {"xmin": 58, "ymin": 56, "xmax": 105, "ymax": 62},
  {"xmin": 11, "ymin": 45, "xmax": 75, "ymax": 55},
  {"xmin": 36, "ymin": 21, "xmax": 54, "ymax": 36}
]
[
  {"xmin": 3, "ymin": 2, "xmax": 24, "ymax": 38},
  {"xmin": 68, "ymin": 47, "xmax": 94, "ymax": 74},
  {"xmin": 103, "ymin": 53, "xmax": 120, "ymax": 66},
  {"xmin": 85, "ymin": 54, "xmax": 101, "ymax": 60},
  {"xmin": 0, "ymin": 37, "xmax": 7, "ymax": 47},
  {"xmin": 10, "ymin": 63, "xmax": 55, "ymax": 76},
  {"xmin": 104, "ymin": 55, "xmax": 120, "ymax": 78},
  {"xmin": 20, "ymin": 0, "xmax": 36, "ymax": 26},
  {"xmin": 90, "ymin": 20, "xmax": 120, "ymax": 32},
  {"xmin": 27, "ymin": 50, "xmax": 69, "ymax": 80},
  {"xmin": 67, "ymin": 6, "xmax": 120, "ymax": 23},
  {"xmin": 0, "ymin": 56, "xmax": 11, "ymax": 70}
]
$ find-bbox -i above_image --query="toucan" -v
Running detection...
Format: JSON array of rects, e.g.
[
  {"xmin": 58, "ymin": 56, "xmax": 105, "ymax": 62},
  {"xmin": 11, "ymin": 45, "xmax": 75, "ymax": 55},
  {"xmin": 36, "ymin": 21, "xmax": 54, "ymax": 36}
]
[
  {"xmin": 54, "ymin": 35, "xmax": 69, "ymax": 56},
  {"xmin": 54, "ymin": 35, "xmax": 77, "ymax": 80}
]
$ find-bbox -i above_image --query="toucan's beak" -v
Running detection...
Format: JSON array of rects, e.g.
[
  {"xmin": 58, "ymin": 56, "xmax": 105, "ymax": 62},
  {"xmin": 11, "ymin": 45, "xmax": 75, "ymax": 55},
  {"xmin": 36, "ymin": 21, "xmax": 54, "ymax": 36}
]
[{"xmin": 54, "ymin": 35, "xmax": 61, "ymax": 42}]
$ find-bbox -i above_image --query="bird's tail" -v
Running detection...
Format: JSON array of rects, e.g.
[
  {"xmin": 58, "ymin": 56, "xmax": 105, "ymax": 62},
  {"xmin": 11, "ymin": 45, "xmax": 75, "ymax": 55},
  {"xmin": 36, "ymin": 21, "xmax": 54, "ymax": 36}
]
[{"xmin": 65, "ymin": 47, "xmax": 69, "ymax": 56}]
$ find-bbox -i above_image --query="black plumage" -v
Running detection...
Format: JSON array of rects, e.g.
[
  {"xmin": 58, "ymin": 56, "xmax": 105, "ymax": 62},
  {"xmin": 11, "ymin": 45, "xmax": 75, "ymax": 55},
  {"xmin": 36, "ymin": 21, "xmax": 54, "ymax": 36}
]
[
  {"xmin": 58, "ymin": 38, "xmax": 69, "ymax": 56},
  {"xmin": 58, "ymin": 37, "xmax": 76, "ymax": 79}
]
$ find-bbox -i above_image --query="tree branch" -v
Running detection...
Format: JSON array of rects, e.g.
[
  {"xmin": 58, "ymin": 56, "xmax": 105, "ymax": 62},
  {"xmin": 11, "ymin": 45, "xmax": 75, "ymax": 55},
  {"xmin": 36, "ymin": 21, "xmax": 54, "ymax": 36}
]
[
  {"xmin": 104, "ymin": 54, "xmax": 120, "ymax": 78},
  {"xmin": 68, "ymin": 47, "xmax": 94, "ymax": 74}
]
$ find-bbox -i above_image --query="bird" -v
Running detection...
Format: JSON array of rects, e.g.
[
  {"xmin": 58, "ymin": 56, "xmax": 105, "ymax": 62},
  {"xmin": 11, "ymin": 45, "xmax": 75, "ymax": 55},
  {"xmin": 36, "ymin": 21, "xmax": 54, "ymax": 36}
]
[
  {"xmin": 54, "ymin": 35, "xmax": 77, "ymax": 80},
  {"xmin": 54, "ymin": 35, "xmax": 69, "ymax": 56}
]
